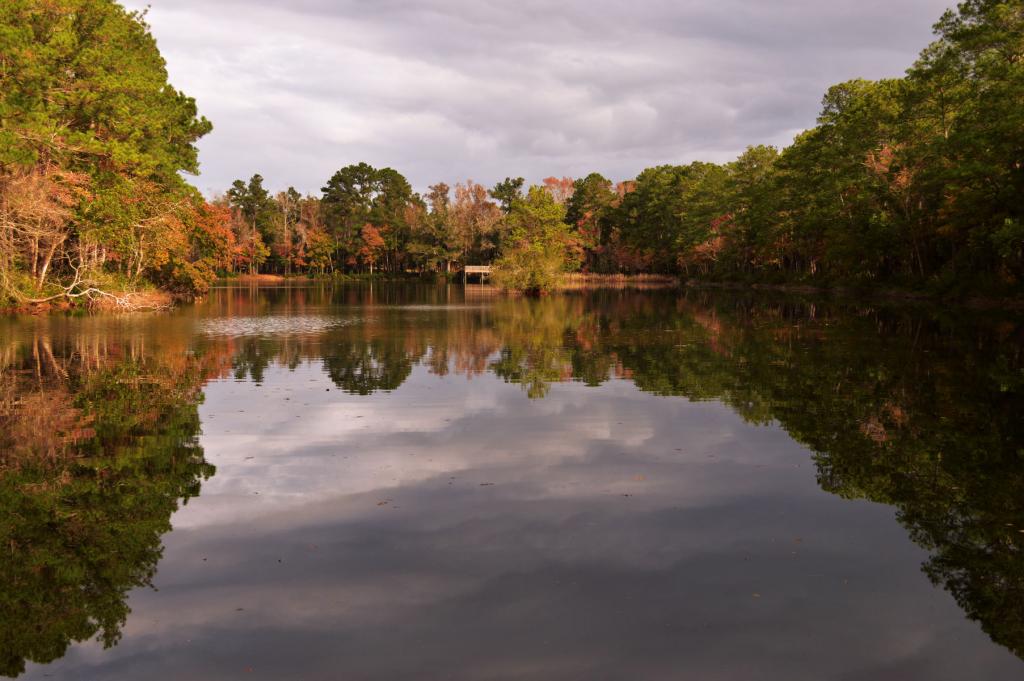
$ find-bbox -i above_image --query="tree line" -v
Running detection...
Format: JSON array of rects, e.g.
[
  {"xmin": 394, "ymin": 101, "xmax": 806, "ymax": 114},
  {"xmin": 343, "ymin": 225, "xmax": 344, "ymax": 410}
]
[{"xmin": 2, "ymin": 0, "xmax": 1022, "ymax": 303}]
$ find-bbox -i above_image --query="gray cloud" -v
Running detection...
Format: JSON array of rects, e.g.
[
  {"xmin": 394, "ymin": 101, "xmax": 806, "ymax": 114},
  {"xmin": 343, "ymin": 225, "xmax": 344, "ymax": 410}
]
[{"xmin": 125, "ymin": 0, "xmax": 954, "ymax": 195}]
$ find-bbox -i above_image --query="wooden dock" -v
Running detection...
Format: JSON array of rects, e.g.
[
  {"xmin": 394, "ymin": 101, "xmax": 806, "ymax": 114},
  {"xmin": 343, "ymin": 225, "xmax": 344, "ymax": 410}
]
[{"xmin": 463, "ymin": 265, "xmax": 491, "ymax": 283}]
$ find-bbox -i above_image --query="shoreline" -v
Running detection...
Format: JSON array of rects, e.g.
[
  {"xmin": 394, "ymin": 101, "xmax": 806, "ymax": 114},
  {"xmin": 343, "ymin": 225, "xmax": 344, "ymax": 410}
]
[
  {"xmin": 1, "ymin": 289, "xmax": 176, "ymax": 316},
  {"xmin": 5, "ymin": 274, "xmax": 1024, "ymax": 315},
  {"xmin": 558, "ymin": 273, "xmax": 680, "ymax": 290}
]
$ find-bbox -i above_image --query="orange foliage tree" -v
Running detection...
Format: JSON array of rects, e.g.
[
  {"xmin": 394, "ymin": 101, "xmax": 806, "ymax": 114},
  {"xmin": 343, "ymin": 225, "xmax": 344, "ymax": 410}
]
[{"xmin": 358, "ymin": 224, "xmax": 387, "ymax": 274}]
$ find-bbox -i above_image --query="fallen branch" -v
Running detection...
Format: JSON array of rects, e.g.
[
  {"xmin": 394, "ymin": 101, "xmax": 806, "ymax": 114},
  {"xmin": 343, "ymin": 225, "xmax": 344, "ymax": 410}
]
[
  {"xmin": 14, "ymin": 287, "xmax": 172, "ymax": 311},
  {"xmin": 4, "ymin": 250, "xmax": 173, "ymax": 312}
]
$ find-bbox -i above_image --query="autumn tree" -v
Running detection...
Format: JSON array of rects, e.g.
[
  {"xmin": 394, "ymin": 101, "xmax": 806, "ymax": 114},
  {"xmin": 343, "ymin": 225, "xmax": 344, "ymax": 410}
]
[
  {"xmin": 157, "ymin": 202, "xmax": 235, "ymax": 294},
  {"xmin": 449, "ymin": 181, "xmax": 504, "ymax": 267},
  {"xmin": 541, "ymin": 176, "xmax": 575, "ymax": 204},
  {"xmin": 358, "ymin": 224, "xmax": 386, "ymax": 274},
  {"xmin": 0, "ymin": 0, "xmax": 212, "ymax": 304},
  {"xmin": 0, "ymin": 167, "xmax": 88, "ymax": 292},
  {"xmin": 274, "ymin": 187, "xmax": 303, "ymax": 274}
]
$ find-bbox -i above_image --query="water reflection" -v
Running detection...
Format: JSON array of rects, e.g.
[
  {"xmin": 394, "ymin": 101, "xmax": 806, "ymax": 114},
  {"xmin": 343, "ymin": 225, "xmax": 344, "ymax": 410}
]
[
  {"xmin": 1, "ymin": 285, "xmax": 1022, "ymax": 678},
  {"xmin": 0, "ymin": 328, "xmax": 220, "ymax": 677}
]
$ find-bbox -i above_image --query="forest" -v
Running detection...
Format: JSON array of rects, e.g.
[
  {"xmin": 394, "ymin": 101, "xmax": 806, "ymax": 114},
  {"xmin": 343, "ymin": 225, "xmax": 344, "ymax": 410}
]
[{"xmin": 1, "ymin": 0, "xmax": 1022, "ymax": 304}]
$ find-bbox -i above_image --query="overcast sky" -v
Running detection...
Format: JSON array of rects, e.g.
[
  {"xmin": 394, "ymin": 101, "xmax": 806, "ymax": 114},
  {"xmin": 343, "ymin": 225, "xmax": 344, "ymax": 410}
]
[{"xmin": 124, "ymin": 0, "xmax": 954, "ymax": 196}]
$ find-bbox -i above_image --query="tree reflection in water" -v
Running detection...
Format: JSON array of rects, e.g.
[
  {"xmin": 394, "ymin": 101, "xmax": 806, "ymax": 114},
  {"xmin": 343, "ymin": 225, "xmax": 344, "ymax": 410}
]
[
  {"xmin": 1, "ymin": 286, "xmax": 1022, "ymax": 673},
  {"xmin": 0, "ymin": 329, "xmax": 221, "ymax": 677}
]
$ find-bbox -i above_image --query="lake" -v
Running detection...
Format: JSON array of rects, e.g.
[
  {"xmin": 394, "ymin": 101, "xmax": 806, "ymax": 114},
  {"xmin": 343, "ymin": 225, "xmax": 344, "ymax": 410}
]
[{"xmin": 2, "ymin": 283, "xmax": 1023, "ymax": 680}]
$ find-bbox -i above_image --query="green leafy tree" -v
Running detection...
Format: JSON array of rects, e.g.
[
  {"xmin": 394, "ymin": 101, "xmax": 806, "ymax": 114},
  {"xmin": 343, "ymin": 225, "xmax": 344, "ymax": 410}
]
[
  {"xmin": 321, "ymin": 162, "xmax": 380, "ymax": 267},
  {"xmin": 321, "ymin": 164, "xmax": 415, "ymax": 272},
  {"xmin": 489, "ymin": 177, "xmax": 525, "ymax": 214},
  {"xmin": 0, "ymin": 0, "xmax": 212, "ymax": 302},
  {"xmin": 721, "ymin": 145, "xmax": 779, "ymax": 273},
  {"xmin": 410, "ymin": 182, "xmax": 461, "ymax": 274},
  {"xmin": 492, "ymin": 186, "xmax": 576, "ymax": 294},
  {"xmin": 368, "ymin": 167, "xmax": 415, "ymax": 272},
  {"xmin": 227, "ymin": 175, "xmax": 275, "ymax": 274},
  {"xmin": 565, "ymin": 173, "xmax": 617, "ymax": 271}
]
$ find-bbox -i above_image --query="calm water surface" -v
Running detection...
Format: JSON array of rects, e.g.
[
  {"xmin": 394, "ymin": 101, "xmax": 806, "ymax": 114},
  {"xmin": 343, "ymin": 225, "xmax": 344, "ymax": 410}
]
[{"xmin": 2, "ymin": 283, "xmax": 1023, "ymax": 680}]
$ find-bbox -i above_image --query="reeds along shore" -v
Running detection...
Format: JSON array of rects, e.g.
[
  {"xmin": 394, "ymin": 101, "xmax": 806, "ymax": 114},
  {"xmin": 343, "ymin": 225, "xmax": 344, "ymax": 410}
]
[{"xmin": 557, "ymin": 273, "xmax": 680, "ymax": 290}]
